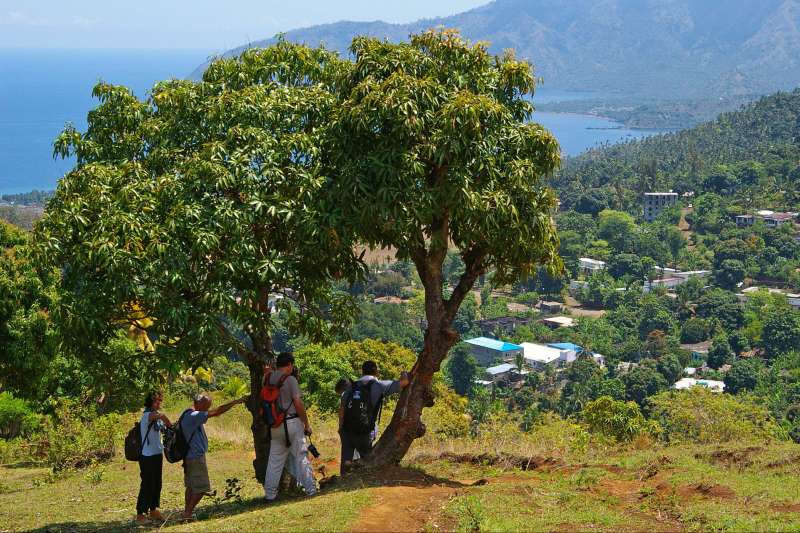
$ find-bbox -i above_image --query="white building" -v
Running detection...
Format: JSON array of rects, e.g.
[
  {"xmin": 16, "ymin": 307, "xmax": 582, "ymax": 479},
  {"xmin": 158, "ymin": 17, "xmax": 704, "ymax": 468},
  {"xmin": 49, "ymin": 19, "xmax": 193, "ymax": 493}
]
[
  {"xmin": 485, "ymin": 363, "xmax": 518, "ymax": 383},
  {"xmin": 738, "ymin": 286, "xmax": 800, "ymax": 310},
  {"xmin": 579, "ymin": 258, "xmax": 607, "ymax": 277},
  {"xmin": 521, "ymin": 343, "xmax": 577, "ymax": 369},
  {"xmin": 673, "ymin": 377, "xmax": 725, "ymax": 393},
  {"xmin": 644, "ymin": 192, "xmax": 679, "ymax": 222}
]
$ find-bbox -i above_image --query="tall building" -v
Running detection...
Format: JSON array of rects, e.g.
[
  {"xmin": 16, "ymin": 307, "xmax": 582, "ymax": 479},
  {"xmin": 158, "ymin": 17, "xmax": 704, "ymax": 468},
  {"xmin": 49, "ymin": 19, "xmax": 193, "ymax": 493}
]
[{"xmin": 643, "ymin": 192, "xmax": 678, "ymax": 222}]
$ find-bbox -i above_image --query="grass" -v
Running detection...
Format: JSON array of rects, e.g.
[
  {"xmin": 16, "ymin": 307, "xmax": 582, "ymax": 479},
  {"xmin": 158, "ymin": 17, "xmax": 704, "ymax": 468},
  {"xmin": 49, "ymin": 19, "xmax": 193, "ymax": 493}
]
[{"xmin": 2, "ymin": 399, "xmax": 800, "ymax": 532}]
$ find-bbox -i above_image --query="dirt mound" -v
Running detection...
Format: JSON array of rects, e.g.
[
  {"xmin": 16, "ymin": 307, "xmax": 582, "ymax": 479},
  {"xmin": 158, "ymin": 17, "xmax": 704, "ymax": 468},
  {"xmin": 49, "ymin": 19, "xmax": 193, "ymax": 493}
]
[
  {"xmin": 766, "ymin": 455, "xmax": 800, "ymax": 469},
  {"xmin": 678, "ymin": 482, "xmax": 736, "ymax": 500},
  {"xmin": 638, "ymin": 456, "xmax": 673, "ymax": 480},
  {"xmin": 696, "ymin": 446, "xmax": 761, "ymax": 469},
  {"xmin": 414, "ymin": 452, "xmax": 563, "ymax": 471},
  {"xmin": 771, "ymin": 502, "xmax": 800, "ymax": 513}
]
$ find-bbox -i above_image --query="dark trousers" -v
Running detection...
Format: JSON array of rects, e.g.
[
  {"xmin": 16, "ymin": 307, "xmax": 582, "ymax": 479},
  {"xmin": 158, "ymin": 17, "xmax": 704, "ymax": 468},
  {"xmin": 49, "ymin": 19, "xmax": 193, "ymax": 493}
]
[
  {"xmin": 340, "ymin": 430, "xmax": 372, "ymax": 465},
  {"xmin": 136, "ymin": 454, "xmax": 163, "ymax": 515}
]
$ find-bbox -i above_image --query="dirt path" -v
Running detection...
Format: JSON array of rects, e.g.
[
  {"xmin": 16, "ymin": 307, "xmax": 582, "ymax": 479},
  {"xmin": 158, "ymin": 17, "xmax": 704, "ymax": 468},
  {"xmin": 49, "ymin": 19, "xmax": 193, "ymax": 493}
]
[{"xmin": 352, "ymin": 484, "xmax": 459, "ymax": 532}]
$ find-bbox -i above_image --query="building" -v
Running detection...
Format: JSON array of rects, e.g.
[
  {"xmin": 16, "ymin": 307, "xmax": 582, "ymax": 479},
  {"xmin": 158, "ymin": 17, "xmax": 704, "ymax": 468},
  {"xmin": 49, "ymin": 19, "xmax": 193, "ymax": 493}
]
[
  {"xmin": 540, "ymin": 316, "xmax": 575, "ymax": 329},
  {"xmin": 465, "ymin": 337, "xmax": 523, "ymax": 367},
  {"xmin": 736, "ymin": 210, "xmax": 798, "ymax": 228},
  {"xmin": 477, "ymin": 316, "xmax": 536, "ymax": 336},
  {"xmin": 738, "ymin": 286, "xmax": 800, "ymax": 310},
  {"xmin": 579, "ymin": 258, "xmax": 607, "ymax": 278},
  {"xmin": 643, "ymin": 192, "xmax": 679, "ymax": 222},
  {"xmin": 521, "ymin": 343, "xmax": 566, "ymax": 369},
  {"xmin": 673, "ymin": 377, "xmax": 725, "ymax": 393},
  {"xmin": 538, "ymin": 301, "xmax": 563, "ymax": 314},
  {"xmin": 485, "ymin": 363, "xmax": 518, "ymax": 384}
]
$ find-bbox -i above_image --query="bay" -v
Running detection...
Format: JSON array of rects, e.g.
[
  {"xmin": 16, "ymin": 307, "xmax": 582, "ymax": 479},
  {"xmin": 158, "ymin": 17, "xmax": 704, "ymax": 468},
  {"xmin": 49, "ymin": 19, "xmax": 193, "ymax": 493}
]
[{"xmin": 0, "ymin": 52, "xmax": 662, "ymax": 194}]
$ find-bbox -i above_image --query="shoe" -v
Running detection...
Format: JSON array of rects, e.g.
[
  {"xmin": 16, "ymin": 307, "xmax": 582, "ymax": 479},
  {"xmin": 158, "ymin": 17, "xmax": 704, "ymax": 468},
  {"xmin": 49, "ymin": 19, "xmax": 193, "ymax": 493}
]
[
  {"xmin": 135, "ymin": 514, "xmax": 148, "ymax": 524},
  {"xmin": 265, "ymin": 497, "xmax": 277, "ymax": 504},
  {"xmin": 149, "ymin": 510, "xmax": 166, "ymax": 521}
]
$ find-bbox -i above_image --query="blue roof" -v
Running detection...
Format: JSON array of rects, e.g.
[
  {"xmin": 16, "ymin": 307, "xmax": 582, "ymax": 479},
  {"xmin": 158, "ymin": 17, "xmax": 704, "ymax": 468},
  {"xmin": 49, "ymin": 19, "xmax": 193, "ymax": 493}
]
[
  {"xmin": 466, "ymin": 337, "xmax": 523, "ymax": 352},
  {"xmin": 548, "ymin": 342, "xmax": 582, "ymax": 352}
]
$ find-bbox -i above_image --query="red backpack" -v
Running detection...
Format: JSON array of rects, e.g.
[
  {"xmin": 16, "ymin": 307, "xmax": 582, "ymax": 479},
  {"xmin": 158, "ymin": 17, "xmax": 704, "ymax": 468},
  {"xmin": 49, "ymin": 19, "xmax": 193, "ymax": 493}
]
[{"xmin": 260, "ymin": 371, "xmax": 289, "ymax": 429}]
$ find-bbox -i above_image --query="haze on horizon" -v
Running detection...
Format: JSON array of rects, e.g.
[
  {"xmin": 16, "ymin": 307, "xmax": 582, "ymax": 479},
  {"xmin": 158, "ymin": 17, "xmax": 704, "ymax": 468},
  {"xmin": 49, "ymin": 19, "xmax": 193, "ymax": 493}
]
[{"xmin": 0, "ymin": 0, "xmax": 488, "ymax": 51}]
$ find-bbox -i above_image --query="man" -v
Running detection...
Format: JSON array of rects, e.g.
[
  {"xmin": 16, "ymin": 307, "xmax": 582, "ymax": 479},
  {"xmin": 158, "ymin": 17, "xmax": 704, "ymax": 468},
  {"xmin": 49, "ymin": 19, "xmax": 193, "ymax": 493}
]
[
  {"xmin": 339, "ymin": 360, "xmax": 410, "ymax": 472},
  {"xmin": 181, "ymin": 393, "xmax": 245, "ymax": 520},
  {"xmin": 264, "ymin": 352, "xmax": 317, "ymax": 502}
]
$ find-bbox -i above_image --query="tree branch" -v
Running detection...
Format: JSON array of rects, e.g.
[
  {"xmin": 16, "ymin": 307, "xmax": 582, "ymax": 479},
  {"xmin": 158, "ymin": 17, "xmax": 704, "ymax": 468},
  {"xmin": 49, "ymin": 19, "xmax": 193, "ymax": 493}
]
[{"xmin": 445, "ymin": 247, "xmax": 487, "ymax": 321}]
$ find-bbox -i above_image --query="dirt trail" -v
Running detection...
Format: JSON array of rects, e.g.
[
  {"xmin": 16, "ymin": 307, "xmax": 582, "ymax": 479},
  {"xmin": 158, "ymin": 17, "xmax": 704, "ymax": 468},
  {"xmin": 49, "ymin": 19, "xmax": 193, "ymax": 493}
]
[{"xmin": 352, "ymin": 483, "xmax": 459, "ymax": 533}]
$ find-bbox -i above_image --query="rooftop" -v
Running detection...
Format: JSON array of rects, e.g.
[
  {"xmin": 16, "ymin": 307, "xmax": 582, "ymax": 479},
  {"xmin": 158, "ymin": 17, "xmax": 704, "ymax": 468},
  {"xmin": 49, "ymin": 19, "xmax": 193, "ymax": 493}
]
[
  {"xmin": 486, "ymin": 363, "xmax": 517, "ymax": 375},
  {"xmin": 541, "ymin": 316, "xmax": 575, "ymax": 328},
  {"xmin": 521, "ymin": 342, "xmax": 563, "ymax": 363},
  {"xmin": 465, "ymin": 337, "xmax": 523, "ymax": 352},
  {"xmin": 548, "ymin": 342, "xmax": 582, "ymax": 352},
  {"xmin": 674, "ymin": 377, "xmax": 725, "ymax": 392}
]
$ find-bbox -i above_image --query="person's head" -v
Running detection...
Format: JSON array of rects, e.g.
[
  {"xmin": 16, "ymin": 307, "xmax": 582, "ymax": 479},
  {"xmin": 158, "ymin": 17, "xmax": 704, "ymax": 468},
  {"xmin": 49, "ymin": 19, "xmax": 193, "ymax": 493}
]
[
  {"xmin": 276, "ymin": 352, "xmax": 295, "ymax": 375},
  {"xmin": 144, "ymin": 390, "xmax": 163, "ymax": 411},
  {"xmin": 193, "ymin": 393, "xmax": 212, "ymax": 412},
  {"xmin": 335, "ymin": 378, "xmax": 350, "ymax": 395},
  {"xmin": 362, "ymin": 360, "xmax": 378, "ymax": 377}
]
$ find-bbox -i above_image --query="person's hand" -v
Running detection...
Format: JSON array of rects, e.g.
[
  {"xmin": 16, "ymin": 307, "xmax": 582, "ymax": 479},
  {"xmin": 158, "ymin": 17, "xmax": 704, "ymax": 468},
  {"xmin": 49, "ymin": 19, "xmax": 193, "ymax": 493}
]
[
  {"xmin": 399, "ymin": 371, "xmax": 411, "ymax": 387},
  {"xmin": 237, "ymin": 396, "xmax": 248, "ymax": 405},
  {"xmin": 304, "ymin": 425, "xmax": 313, "ymax": 436}
]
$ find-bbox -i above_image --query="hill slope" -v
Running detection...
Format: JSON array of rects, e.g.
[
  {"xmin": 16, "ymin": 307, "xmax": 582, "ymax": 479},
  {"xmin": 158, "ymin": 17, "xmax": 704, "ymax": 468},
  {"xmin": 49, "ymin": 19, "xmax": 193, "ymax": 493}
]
[
  {"xmin": 553, "ymin": 88, "xmax": 800, "ymax": 204},
  {"xmin": 195, "ymin": 0, "xmax": 800, "ymax": 100}
]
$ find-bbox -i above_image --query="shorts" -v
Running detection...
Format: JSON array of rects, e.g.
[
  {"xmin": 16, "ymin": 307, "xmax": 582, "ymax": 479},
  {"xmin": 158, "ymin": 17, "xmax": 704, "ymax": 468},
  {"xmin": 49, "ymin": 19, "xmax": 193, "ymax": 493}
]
[{"xmin": 183, "ymin": 456, "xmax": 211, "ymax": 494}]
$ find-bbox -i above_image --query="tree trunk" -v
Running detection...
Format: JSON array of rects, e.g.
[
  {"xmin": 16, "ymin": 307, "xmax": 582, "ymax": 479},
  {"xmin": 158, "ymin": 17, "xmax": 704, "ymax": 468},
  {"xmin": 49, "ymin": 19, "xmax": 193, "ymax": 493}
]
[{"xmin": 244, "ymin": 330, "xmax": 273, "ymax": 483}]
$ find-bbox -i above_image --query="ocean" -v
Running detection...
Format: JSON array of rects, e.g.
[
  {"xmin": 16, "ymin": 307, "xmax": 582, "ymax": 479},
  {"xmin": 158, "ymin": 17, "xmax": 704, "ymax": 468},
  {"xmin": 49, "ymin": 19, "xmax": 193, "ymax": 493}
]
[{"xmin": 0, "ymin": 49, "xmax": 659, "ymax": 195}]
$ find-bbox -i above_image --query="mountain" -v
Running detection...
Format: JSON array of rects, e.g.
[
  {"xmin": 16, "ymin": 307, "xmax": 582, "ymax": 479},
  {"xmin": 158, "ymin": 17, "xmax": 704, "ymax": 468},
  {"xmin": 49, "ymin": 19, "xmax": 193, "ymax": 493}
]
[
  {"xmin": 553, "ymin": 88, "xmax": 800, "ymax": 208},
  {"xmin": 194, "ymin": 0, "xmax": 800, "ymax": 100}
]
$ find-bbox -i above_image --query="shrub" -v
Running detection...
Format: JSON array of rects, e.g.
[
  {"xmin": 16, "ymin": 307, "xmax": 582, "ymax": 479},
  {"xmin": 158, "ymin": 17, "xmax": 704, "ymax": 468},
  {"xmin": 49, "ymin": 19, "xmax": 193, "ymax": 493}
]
[
  {"xmin": 209, "ymin": 356, "xmax": 249, "ymax": 388},
  {"xmin": 581, "ymin": 396, "xmax": 660, "ymax": 442},
  {"xmin": 423, "ymin": 382, "xmax": 470, "ymax": 438},
  {"xmin": 40, "ymin": 400, "xmax": 121, "ymax": 471},
  {"xmin": 222, "ymin": 376, "xmax": 249, "ymax": 400},
  {"xmin": 680, "ymin": 317, "xmax": 709, "ymax": 343},
  {"xmin": 649, "ymin": 388, "xmax": 783, "ymax": 444},
  {"xmin": 0, "ymin": 392, "xmax": 41, "ymax": 439}
]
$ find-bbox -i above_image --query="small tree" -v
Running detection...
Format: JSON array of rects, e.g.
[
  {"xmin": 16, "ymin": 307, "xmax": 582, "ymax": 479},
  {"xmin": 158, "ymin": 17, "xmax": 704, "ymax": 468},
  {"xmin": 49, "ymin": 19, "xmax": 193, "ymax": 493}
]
[
  {"xmin": 445, "ymin": 344, "xmax": 478, "ymax": 397},
  {"xmin": 326, "ymin": 29, "xmax": 561, "ymax": 464},
  {"xmin": 707, "ymin": 335, "xmax": 734, "ymax": 369},
  {"xmin": 724, "ymin": 358, "xmax": 762, "ymax": 394}
]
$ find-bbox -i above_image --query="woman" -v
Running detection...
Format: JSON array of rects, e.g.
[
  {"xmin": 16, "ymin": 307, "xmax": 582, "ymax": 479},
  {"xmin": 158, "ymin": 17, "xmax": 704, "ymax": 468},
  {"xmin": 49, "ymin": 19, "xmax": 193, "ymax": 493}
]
[{"xmin": 136, "ymin": 391, "xmax": 171, "ymax": 524}]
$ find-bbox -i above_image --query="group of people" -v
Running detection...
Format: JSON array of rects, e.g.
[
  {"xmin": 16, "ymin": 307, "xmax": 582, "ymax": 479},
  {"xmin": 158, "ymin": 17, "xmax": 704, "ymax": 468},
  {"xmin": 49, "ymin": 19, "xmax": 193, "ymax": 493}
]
[{"xmin": 134, "ymin": 352, "xmax": 410, "ymax": 523}]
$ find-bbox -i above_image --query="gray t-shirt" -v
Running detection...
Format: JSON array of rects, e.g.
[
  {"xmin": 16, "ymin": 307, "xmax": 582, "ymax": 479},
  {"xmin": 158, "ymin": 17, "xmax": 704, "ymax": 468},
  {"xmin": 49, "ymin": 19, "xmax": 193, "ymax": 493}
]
[
  {"xmin": 181, "ymin": 409, "xmax": 209, "ymax": 459},
  {"xmin": 267, "ymin": 372, "xmax": 301, "ymax": 417},
  {"xmin": 355, "ymin": 375, "xmax": 401, "ymax": 409}
]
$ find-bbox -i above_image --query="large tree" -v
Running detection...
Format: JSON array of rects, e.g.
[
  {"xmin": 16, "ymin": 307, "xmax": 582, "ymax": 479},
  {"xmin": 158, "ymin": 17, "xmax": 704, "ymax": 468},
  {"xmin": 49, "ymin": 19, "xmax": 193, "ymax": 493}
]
[
  {"xmin": 35, "ymin": 42, "xmax": 365, "ymax": 481},
  {"xmin": 325, "ymin": 30, "xmax": 561, "ymax": 465}
]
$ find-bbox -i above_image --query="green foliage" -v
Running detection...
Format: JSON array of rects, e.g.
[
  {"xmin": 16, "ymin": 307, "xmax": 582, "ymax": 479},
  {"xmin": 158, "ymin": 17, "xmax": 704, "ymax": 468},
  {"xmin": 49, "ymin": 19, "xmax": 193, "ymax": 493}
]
[
  {"xmin": 208, "ymin": 356, "xmax": 250, "ymax": 390},
  {"xmin": 581, "ymin": 396, "xmax": 660, "ymax": 442},
  {"xmin": 41, "ymin": 400, "xmax": 121, "ymax": 471},
  {"xmin": 0, "ymin": 392, "xmax": 41, "ymax": 439},
  {"xmin": 445, "ymin": 344, "xmax": 478, "ymax": 396},
  {"xmin": 714, "ymin": 259, "xmax": 746, "ymax": 290},
  {"xmin": 622, "ymin": 364, "xmax": 668, "ymax": 405},
  {"xmin": 222, "ymin": 376, "xmax": 249, "ymax": 400},
  {"xmin": 680, "ymin": 317, "xmax": 709, "ymax": 344},
  {"xmin": 707, "ymin": 335, "xmax": 734, "ymax": 369},
  {"xmin": 724, "ymin": 358, "xmax": 763, "ymax": 394},
  {"xmin": 649, "ymin": 388, "xmax": 782, "ymax": 444},
  {"xmin": 423, "ymin": 382, "xmax": 470, "ymax": 438},
  {"xmin": 656, "ymin": 354, "xmax": 683, "ymax": 384},
  {"xmin": 349, "ymin": 303, "xmax": 423, "ymax": 352},
  {"xmin": 762, "ymin": 309, "xmax": 800, "ymax": 359},
  {"xmin": 559, "ymin": 358, "xmax": 625, "ymax": 415}
]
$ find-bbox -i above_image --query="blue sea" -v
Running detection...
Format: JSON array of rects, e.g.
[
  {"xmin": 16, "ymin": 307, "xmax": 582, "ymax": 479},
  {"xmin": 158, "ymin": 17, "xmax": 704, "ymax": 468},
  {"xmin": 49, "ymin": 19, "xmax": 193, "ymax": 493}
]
[{"xmin": 0, "ymin": 49, "xmax": 659, "ymax": 194}]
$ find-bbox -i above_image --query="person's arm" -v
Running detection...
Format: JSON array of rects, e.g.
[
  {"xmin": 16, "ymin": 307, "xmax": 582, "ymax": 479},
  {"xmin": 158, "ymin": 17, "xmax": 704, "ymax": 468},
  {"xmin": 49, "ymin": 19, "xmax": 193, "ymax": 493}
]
[
  {"xmin": 208, "ymin": 398, "xmax": 245, "ymax": 418},
  {"xmin": 293, "ymin": 397, "xmax": 312, "ymax": 435},
  {"xmin": 148, "ymin": 411, "xmax": 172, "ymax": 427},
  {"xmin": 338, "ymin": 397, "xmax": 345, "ymax": 432}
]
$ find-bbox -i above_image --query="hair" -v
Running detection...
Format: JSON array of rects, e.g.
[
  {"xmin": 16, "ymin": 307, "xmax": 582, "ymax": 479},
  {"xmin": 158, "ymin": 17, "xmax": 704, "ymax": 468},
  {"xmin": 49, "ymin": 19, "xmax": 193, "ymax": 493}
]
[
  {"xmin": 362, "ymin": 360, "xmax": 378, "ymax": 376},
  {"xmin": 276, "ymin": 352, "xmax": 295, "ymax": 368},
  {"xmin": 144, "ymin": 390, "xmax": 162, "ymax": 409},
  {"xmin": 335, "ymin": 378, "xmax": 350, "ymax": 394},
  {"xmin": 193, "ymin": 393, "xmax": 210, "ymax": 405}
]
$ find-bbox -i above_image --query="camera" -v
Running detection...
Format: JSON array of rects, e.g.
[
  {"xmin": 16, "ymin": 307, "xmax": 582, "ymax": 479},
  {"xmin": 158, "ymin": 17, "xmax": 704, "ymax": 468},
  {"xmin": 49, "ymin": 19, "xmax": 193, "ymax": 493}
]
[{"xmin": 307, "ymin": 442, "xmax": 320, "ymax": 458}]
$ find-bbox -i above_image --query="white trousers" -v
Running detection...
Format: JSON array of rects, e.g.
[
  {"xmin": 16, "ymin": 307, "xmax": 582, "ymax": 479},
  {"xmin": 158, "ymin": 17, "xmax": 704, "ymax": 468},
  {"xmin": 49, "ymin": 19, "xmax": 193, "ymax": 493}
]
[{"xmin": 264, "ymin": 417, "xmax": 316, "ymax": 499}]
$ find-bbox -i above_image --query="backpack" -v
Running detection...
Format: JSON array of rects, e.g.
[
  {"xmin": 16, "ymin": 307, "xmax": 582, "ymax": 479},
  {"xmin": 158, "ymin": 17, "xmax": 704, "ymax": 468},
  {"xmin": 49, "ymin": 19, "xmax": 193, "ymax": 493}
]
[
  {"xmin": 343, "ymin": 380, "xmax": 379, "ymax": 435},
  {"xmin": 260, "ymin": 371, "xmax": 290, "ymax": 429},
  {"xmin": 163, "ymin": 409, "xmax": 200, "ymax": 464},
  {"xmin": 124, "ymin": 417, "xmax": 154, "ymax": 462}
]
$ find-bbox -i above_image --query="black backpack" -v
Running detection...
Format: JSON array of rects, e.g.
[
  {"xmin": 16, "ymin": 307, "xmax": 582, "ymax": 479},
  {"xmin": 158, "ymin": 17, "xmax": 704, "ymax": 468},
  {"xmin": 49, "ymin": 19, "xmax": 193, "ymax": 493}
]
[
  {"xmin": 163, "ymin": 409, "xmax": 200, "ymax": 464},
  {"xmin": 343, "ymin": 380, "xmax": 381, "ymax": 435},
  {"xmin": 124, "ymin": 418, "xmax": 154, "ymax": 462}
]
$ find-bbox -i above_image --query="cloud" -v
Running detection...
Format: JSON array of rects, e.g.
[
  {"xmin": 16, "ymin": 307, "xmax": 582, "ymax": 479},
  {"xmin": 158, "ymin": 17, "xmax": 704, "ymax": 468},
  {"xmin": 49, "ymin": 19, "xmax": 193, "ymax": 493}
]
[{"xmin": 0, "ymin": 10, "xmax": 52, "ymax": 27}]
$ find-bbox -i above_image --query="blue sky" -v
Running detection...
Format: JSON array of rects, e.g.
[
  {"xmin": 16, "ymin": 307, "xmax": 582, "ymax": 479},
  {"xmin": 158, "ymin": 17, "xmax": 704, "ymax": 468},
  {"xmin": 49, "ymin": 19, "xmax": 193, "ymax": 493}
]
[{"xmin": 0, "ymin": 0, "xmax": 489, "ymax": 51}]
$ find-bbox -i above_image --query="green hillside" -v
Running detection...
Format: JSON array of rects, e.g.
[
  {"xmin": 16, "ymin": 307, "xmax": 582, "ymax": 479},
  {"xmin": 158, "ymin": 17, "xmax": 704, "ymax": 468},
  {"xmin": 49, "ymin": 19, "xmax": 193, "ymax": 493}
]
[{"xmin": 553, "ymin": 88, "xmax": 800, "ymax": 211}]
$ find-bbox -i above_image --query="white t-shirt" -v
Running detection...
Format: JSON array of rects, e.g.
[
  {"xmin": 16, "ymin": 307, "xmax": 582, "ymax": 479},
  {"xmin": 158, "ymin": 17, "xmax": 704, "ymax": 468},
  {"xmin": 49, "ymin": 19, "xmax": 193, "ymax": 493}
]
[{"xmin": 139, "ymin": 411, "xmax": 164, "ymax": 457}]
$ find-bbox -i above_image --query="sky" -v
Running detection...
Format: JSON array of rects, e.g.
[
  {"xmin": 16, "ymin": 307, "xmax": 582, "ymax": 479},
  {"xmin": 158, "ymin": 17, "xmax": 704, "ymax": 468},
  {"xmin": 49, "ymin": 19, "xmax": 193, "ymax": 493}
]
[{"xmin": 0, "ymin": 0, "xmax": 490, "ymax": 51}]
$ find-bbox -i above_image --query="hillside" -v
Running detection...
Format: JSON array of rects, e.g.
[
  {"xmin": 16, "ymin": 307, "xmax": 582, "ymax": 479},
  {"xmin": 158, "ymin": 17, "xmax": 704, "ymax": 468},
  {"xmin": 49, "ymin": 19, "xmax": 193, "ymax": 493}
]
[
  {"xmin": 553, "ymin": 88, "xmax": 800, "ymax": 206},
  {"xmin": 194, "ymin": 0, "xmax": 800, "ymax": 101}
]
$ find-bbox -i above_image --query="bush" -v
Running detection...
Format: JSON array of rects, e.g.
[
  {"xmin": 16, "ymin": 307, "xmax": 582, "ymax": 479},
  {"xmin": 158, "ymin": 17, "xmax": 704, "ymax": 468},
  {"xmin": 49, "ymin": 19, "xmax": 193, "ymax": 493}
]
[
  {"xmin": 581, "ymin": 396, "xmax": 660, "ymax": 442},
  {"xmin": 40, "ymin": 400, "xmax": 121, "ymax": 471},
  {"xmin": 680, "ymin": 317, "xmax": 709, "ymax": 343},
  {"xmin": 222, "ymin": 376, "xmax": 249, "ymax": 400},
  {"xmin": 649, "ymin": 388, "xmax": 782, "ymax": 444},
  {"xmin": 0, "ymin": 392, "xmax": 41, "ymax": 439},
  {"xmin": 209, "ymin": 356, "xmax": 249, "ymax": 389},
  {"xmin": 423, "ymin": 382, "xmax": 470, "ymax": 438}
]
